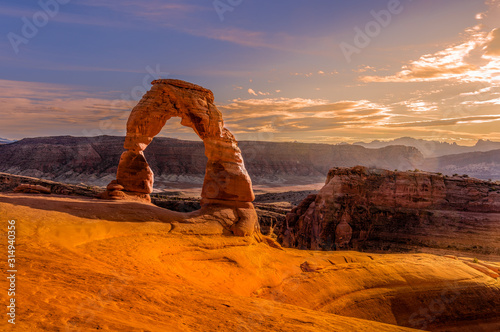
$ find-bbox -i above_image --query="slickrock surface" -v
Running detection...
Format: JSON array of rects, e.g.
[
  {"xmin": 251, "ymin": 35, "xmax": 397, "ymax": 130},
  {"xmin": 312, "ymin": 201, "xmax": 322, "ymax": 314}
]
[
  {"xmin": 1, "ymin": 193, "xmax": 499, "ymax": 331},
  {"xmin": 102, "ymin": 79, "xmax": 257, "ymax": 236},
  {"xmin": 280, "ymin": 166, "xmax": 500, "ymax": 256}
]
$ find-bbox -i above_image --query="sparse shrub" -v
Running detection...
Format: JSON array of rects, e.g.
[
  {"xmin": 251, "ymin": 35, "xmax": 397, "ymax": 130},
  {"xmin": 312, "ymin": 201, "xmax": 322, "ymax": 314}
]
[
  {"xmin": 473, "ymin": 257, "xmax": 479, "ymax": 264},
  {"xmin": 462, "ymin": 174, "xmax": 469, "ymax": 178}
]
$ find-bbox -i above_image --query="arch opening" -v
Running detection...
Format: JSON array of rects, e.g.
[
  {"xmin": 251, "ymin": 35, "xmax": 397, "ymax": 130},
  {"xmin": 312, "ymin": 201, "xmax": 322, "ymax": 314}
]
[{"xmin": 147, "ymin": 116, "xmax": 206, "ymax": 198}]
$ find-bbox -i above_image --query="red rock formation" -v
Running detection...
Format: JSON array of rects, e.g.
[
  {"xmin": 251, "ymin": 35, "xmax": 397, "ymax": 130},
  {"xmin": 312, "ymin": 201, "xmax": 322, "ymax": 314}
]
[
  {"xmin": 280, "ymin": 166, "xmax": 500, "ymax": 255},
  {"xmin": 0, "ymin": 172, "xmax": 100, "ymax": 196},
  {"xmin": 101, "ymin": 79, "xmax": 257, "ymax": 236},
  {"xmin": 14, "ymin": 184, "xmax": 51, "ymax": 194}
]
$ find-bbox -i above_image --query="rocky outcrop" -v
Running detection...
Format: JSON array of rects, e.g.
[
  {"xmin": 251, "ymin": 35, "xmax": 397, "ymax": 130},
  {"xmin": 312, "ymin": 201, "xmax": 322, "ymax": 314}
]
[
  {"xmin": 14, "ymin": 184, "xmax": 51, "ymax": 194},
  {"xmin": 0, "ymin": 172, "xmax": 100, "ymax": 197},
  {"xmin": 280, "ymin": 166, "xmax": 500, "ymax": 255},
  {"xmin": 101, "ymin": 79, "xmax": 257, "ymax": 236}
]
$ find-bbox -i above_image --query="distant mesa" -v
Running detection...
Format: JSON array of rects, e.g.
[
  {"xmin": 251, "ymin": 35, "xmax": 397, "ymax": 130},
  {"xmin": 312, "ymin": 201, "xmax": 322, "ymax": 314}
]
[{"xmin": 101, "ymin": 79, "xmax": 257, "ymax": 236}]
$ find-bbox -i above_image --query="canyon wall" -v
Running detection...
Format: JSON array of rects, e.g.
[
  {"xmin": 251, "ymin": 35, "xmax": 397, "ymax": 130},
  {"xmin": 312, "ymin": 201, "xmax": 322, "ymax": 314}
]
[
  {"xmin": 279, "ymin": 166, "xmax": 500, "ymax": 256},
  {"xmin": 0, "ymin": 136, "xmax": 424, "ymax": 187}
]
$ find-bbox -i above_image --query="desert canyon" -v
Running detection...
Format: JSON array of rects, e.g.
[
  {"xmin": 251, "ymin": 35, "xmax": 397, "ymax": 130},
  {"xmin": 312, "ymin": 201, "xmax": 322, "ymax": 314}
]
[{"xmin": 1, "ymin": 80, "xmax": 499, "ymax": 332}]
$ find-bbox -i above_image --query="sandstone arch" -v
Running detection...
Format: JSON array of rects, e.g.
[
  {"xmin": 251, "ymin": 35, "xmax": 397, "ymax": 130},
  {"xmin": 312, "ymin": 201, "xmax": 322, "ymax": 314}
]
[{"xmin": 102, "ymin": 79, "xmax": 257, "ymax": 236}]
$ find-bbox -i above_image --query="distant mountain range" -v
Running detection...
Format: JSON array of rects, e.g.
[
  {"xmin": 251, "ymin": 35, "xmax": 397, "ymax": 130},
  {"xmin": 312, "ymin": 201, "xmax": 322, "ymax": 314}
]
[
  {"xmin": 0, "ymin": 138, "xmax": 15, "ymax": 145},
  {"xmin": 0, "ymin": 136, "xmax": 424, "ymax": 188},
  {"xmin": 0, "ymin": 136, "xmax": 498, "ymax": 188},
  {"xmin": 423, "ymin": 149, "xmax": 500, "ymax": 181},
  {"xmin": 353, "ymin": 137, "xmax": 500, "ymax": 157}
]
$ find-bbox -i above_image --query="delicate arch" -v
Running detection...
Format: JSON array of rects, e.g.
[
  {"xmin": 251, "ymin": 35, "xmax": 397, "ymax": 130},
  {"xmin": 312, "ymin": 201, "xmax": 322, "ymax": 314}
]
[
  {"xmin": 107, "ymin": 79, "xmax": 255, "ymax": 205},
  {"xmin": 101, "ymin": 79, "xmax": 257, "ymax": 236}
]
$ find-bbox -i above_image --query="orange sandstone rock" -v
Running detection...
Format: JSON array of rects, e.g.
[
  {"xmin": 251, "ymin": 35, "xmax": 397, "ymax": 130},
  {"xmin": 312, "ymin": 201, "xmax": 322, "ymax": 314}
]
[
  {"xmin": 280, "ymin": 166, "xmax": 500, "ymax": 253},
  {"xmin": 14, "ymin": 184, "xmax": 51, "ymax": 194},
  {"xmin": 116, "ymin": 151, "xmax": 153, "ymax": 194},
  {"xmin": 464, "ymin": 262, "xmax": 500, "ymax": 279},
  {"xmin": 102, "ymin": 79, "xmax": 257, "ymax": 236}
]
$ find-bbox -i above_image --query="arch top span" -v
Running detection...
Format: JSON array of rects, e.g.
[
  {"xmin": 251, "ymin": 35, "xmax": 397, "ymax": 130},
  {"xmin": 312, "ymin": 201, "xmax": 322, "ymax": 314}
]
[
  {"xmin": 152, "ymin": 79, "xmax": 214, "ymax": 101},
  {"xmin": 101, "ymin": 79, "xmax": 257, "ymax": 236}
]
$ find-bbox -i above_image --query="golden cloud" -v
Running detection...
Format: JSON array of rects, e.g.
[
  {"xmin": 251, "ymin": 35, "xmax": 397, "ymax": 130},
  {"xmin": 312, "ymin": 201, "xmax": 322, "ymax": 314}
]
[
  {"xmin": 387, "ymin": 115, "xmax": 500, "ymax": 128},
  {"xmin": 219, "ymin": 98, "xmax": 392, "ymax": 134},
  {"xmin": 0, "ymin": 79, "xmax": 131, "ymax": 139},
  {"xmin": 485, "ymin": 28, "xmax": 500, "ymax": 56},
  {"xmin": 361, "ymin": 26, "xmax": 500, "ymax": 84}
]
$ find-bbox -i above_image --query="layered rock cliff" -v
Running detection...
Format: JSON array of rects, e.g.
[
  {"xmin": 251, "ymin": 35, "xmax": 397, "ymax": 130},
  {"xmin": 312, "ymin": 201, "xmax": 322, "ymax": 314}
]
[
  {"xmin": 279, "ymin": 166, "xmax": 500, "ymax": 256},
  {"xmin": 0, "ymin": 136, "xmax": 424, "ymax": 187},
  {"xmin": 424, "ymin": 148, "xmax": 500, "ymax": 181}
]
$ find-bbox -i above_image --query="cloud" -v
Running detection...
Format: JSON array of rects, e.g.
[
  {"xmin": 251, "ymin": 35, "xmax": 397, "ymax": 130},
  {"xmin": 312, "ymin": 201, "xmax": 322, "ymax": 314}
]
[
  {"xmin": 2, "ymin": 1, "xmax": 289, "ymax": 52},
  {"xmin": 0, "ymin": 79, "xmax": 131, "ymax": 139},
  {"xmin": 361, "ymin": 31, "xmax": 482, "ymax": 82},
  {"xmin": 476, "ymin": 0, "xmax": 500, "ymax": 24},
  {"xmin": 361, "ymin": 26, "xmax": 500, "ymax": 84},
  {"xmin": 247, "ymin": 89, "xmax": 258, "ymax": 96},
  {"xmin": 74, "ymin": 0, "xmax": 208, "ymax": 19},
  {"xmin": 2, "ymin": 77, "xmax": 499, "ymax": 145},
  {"xmin": 0, "ymin": 79, "xmax": 393, "ymax": 142},
  {"xmin": 485, "ymin": 28, "xmax": 500, "ymax": 56},
  {"xmin": 71, "ymin": 1, "xmax": 324, "ymax": 55},
  {"xmin": 219, "ymin": 98, "xmax": 392, "ymax": 134},
  {"xmin": 460, "ymin": 86, "xmax": 493, "ymax": 96},
  {"xmin": 290, "ymin": 71, "xmax": 337, "ymax": 77},
  {"xmin": 398, "ymin": 100, "xmax": 438, "ymax": 113},
  {"xmin": 387, "ymin": 115, "xmax": 500, "ymax": 128},
  {"xmin": 462, "ymin": 96, "xmax": 500, "ymax": 105},
  {"xmin": 354, "ymin": 65, "xmax": 376, "ymax": 73}
]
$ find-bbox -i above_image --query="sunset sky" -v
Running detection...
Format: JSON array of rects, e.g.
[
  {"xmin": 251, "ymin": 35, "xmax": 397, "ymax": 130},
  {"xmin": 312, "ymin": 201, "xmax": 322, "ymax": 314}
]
[{"xmin": 1, "ymin": 0, "xmax": 499, "ymax": 144}]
